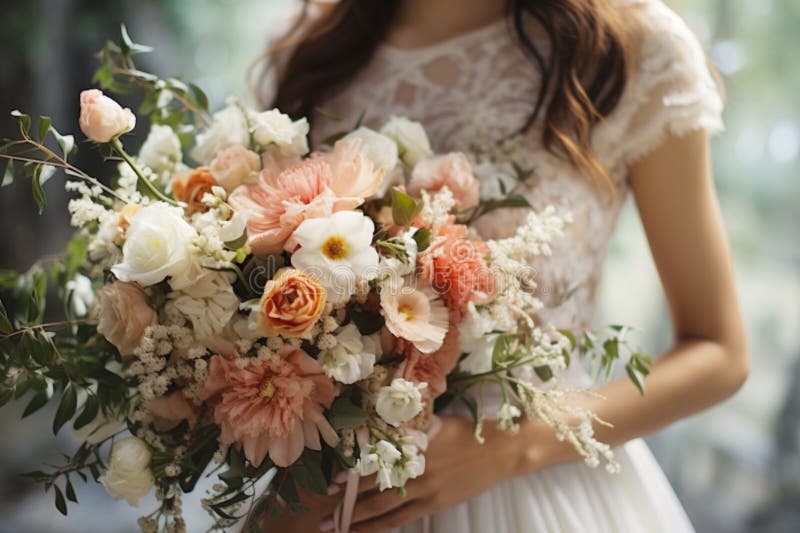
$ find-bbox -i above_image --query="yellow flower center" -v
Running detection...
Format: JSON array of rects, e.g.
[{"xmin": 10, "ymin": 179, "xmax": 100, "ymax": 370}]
[
  {"xmin": 322, "ymin": 236, "xmax": 348, "ymax": 260},
  {"xmin": 259, "ymin": 380, "xmax": 277, "ymax": 401},
  {"xmin": 398, "ymin": 305, "xmax": 415, "ymax": 321}
]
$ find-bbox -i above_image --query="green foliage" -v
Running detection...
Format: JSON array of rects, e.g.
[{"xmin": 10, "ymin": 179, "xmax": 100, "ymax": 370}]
[
  {"xmin": 390, "ymin": 188, "xmax": 422, "ymax": 226},
  {"xmin": 327, "ymin": 397, "xmax": 368, "ymax": 430}
]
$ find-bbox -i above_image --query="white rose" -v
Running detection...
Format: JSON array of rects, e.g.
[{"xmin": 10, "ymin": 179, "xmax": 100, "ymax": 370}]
[
  {"xmin": 248, "ymin": 108, "xmax": 309, "ymax": 157},
  {"xmin": 100, "ymin": 437, "xmax": 154, "ymax": 506},
  {"xmin": 139, "ymin": 124, "xmax": 182, "ymax": 173},
  {"xmin": 219, "ymin": 210, "xmax": 249, "ymax": 244},
  {"xmin": 321, "ymin": 323, "xmax": 376, "ymax": 384},
  {"xmin": 191, "ymin": 105, "xmax": 250, "ymax": 165},
  {"xmin": 375, "ymin": 378, "xmax": 426, "ymax": 427},
  {"xmin": 111, "ymin": 203, "xmax": 198, "ymax": 288},
  {"xmin": 380, "ymin": 116, "xmax": 432, "ymax": 168},
  {"xmin": 65, "ymin": 274, "xmax": 94, "ymax": 317},
  {"xmin": 343, "ymin": 127, "xmax": 399, "ymax": 196}
]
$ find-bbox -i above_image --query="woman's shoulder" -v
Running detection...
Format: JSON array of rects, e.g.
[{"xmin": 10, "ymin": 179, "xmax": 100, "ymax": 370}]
[{"xmin": 596, "ymin": 0, "xmax": 724, "ymax": 168}]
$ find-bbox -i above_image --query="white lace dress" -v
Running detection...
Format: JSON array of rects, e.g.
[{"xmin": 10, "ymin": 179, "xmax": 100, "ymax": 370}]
[{"xmin": 308, "ymin": 0, "xmax": 724, "ymax": 531}]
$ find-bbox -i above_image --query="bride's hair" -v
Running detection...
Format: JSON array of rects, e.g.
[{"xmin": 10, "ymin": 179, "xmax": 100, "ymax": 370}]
[{"xmin": 261, "ymin": 0, "xmax": 632, "ymax": 188}]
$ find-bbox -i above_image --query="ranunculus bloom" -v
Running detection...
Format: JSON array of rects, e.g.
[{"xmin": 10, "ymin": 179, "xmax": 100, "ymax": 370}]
[
  {"xmin": 407, "ymin": 153, "xmax": 480, "ymax": 210},
  {"xmin": 399, "ymin": 324, "xmax": 461, "ymax": 400},
  {"xmin": 79, "ymin": 89, "xmax": 136, "ymax": 143},
  {"xmin": 228, "ymin": 138, "xmax": 382, "ymax": 255},
  {"xmin": 417, "ymin": 218, "xmax": 497, "ymax": 320},
  {"xmin": 171, "ymin": 167, "xmax": 218, "ymax": 215},
  {"xmin": 95, "ymin": 281, "xmax": 158, "ymax": 357},
  {"xmin": 209, "ymin": 145, "xmax": 261, "ymax": 192},
  {"xmin": 380, "ymin": 284, "xmax": 448, "ymax": 354},
  {"xmin": 258, "ymin": 268, "xmax": 326, "ymax": 338},
  {"xmin": 100, "ymin": 436, "xmax": 154, "ymax": 506},
  {"xmin": 201, "ymin": 348, "xmax": 339, "ymax": 467}
]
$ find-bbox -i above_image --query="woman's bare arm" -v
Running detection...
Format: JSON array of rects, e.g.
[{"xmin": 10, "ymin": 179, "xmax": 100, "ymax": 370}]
[{"xmin": 520, "ymin": 128, "xmax": 749, "ymax": 471}]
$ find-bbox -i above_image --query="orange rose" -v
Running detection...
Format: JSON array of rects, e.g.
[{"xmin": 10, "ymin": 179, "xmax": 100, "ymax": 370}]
[
  {"xmin": 259, "ymin": 268, "xmax": 326, "ymax": 338},
  {"xmin": 171, "ymin": 168, "xmax": 218, "ymax": 214}
]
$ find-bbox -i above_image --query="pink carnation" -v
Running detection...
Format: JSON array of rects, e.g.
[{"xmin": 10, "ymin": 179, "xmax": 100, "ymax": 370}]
[
  {"xmin": 399, "ymin": 324, "xmax": 461, "ymax": 400},
  {"xmin": 229, "ymin": 138, "xmax": 382, "ymax": 255},
  {"xmin": 407, "ymin": 153, "xmax": 480, "ymax": 209},
  {"xmin": 201, "ymin": 348, "xmax": 339, "ymax": 467},
  {"xmin": 417, "ymin": 218, "xmax": 498, "ymax": 320}
]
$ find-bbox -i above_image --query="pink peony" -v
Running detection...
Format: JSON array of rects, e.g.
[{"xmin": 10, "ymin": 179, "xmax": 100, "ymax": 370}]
[
  {"xmin": 201, "ymin": 348, "xmax": 339, "ymax": 467},
  {"xmin": 228, "ymin": 138, "xmax": 382, "ymax": 255},
  {"xmin": 407, "ymin": 153, "xmax": 480, "ymax": 209}
]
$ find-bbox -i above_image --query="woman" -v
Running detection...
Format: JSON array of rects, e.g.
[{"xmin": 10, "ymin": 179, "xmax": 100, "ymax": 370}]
[{"xmin": 254, "ymin": 0, "xmax": 749, "ymax": 531}]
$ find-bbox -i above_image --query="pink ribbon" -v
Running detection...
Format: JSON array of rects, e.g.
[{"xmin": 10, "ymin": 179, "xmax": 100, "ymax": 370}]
[{"xmin": 334, "ymin": 416, "xmax": 442, "ymax": 533}]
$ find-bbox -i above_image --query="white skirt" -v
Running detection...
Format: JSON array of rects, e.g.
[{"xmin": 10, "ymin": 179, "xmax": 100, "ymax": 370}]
[{"xmin": 391, "ymin": 439, "xmax": 694, "ymax": 533}]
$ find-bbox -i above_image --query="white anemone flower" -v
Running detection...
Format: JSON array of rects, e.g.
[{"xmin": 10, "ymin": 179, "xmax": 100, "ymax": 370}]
[{"xmin": 290, "ymin": 210, "xmax": 379, "ymax": 304}]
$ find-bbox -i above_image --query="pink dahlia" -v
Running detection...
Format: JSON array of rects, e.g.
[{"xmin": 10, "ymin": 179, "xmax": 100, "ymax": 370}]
[
  {"xmin": 399, "ymin": 324, "xmax": 461, "ymax": 400},
  {"xmin": 201, "ymin": 348, "xmax": 339, "ymax": 467},
  {"xmin": 229, "ymin": 138, "xmax": 383, "ymax": 255}
]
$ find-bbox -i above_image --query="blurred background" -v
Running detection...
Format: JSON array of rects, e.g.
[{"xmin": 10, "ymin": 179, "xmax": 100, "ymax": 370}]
[{"xmin": 0, "ymin": 0, "xmax": 797, "ymax": 531}]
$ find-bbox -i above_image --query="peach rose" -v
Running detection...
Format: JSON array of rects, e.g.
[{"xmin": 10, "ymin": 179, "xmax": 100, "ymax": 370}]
[
  {"xmin": 79, "ymin": 89, "xmax": 136, "ymax": 143},
  {"xmin": 209, "ymin": 146, "xmax": 261, "ymax": 192},
  {"xmin": 407, "ymin": 153, "xmax": 480, "ymax": 209},
  {"xmin": 117, "ymin": 203, "xmax": 142, "ymax": 237},
  {"xmin": 147, "ymin": 391, "xmax": 197, "ymax": 431},
  {"xmin": 258, "ymin": 268, "xmax": 326, "ymax": 338},
  {"xmin": 171, "ymin": 168, "xmax": 218, "ymax": 214},
  {"xmin": 95, "ymin": 281, "xmax": 157, "ymax": 357}
]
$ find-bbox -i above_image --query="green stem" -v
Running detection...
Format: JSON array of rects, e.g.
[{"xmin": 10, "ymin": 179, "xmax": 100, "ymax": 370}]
[{"xmin": 111, "ymin": 138, "xmax": 180, "ymax": 206}]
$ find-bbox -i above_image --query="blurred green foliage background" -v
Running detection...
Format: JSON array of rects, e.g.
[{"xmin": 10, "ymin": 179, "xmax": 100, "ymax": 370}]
[{"xmin": 0, "ymin": 0, "xmax": 798, "ymax": 532}]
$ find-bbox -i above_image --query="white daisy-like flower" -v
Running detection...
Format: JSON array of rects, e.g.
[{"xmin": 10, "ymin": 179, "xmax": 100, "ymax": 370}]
[
  {"xmin": 380, "ymin": 282, "xmax": 448, "ymax": 354},
  {"xmin": 290, "ymin": 210, "xmax": 379, "ymax": 304}
]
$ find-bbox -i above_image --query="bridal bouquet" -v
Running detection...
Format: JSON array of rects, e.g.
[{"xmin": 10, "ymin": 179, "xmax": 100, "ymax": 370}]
[{"xmin": 0, "ymin": 28, "xmax": 651, "ymax": 532}]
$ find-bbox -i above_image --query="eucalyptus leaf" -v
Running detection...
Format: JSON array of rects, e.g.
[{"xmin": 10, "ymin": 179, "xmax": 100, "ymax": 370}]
[
  {"xmin": 22, "ymin": 391, "xmax": 51, "ymax": 418},
  {"xmin": 53, "ymin": 383, "xmax": 78, "ymax": 434},
  {"xmin": 0, "ymin": 299, "xmax": 12, "ymax": 334},
  {"xmin": 390, "ymin": 188, "xmax": 421, "ymax": 226},
  {"xmin": 54, "ymin": 485, "xmax": 68, "ymax": 515},
  {"xmin": 327, "ymin": 398, "xmax": 367, "ymax": 430},
  {"xmin": 38, "ymin": 116, "xmax": 52, "ymax": 142},
  {"xmin": 73, "ymin": 394, "xmax": 100, "ymax": 430},
  {"xmin": 11, "ymin": 110, "xmax": 31, "ymax": 133}
]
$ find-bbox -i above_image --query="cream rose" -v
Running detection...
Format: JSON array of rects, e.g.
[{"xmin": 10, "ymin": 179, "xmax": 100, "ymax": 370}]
[
  {"xmin": 191, "ymin": 104, "xmax": 250, "ymax": 165},
  {"xmin": 380, "ymin": 116, "xmax": 432, "ymax": 168},
  {"xmin": 248, "ymin": 108, "xmax": 309, "ymax": 157},
  {"xmin": 375, "ymin": 378, "xmax": 426, "ymax": 427},
  {"xmin": 408, "ymin": 153, "xmax": 480, "ymax": 209},
  {"xmin": 95, "ymin": 281, "xmax": 157, "ymax": 357},
  {"xmin": 79, "ymin": 89, "xmax": 136, "ymax": 143},
  {"xmin": 100, "ymin": 437, "xmax": 154, "ymax": 506},
  {"xmin": 111, "ymin": 203, "xmax": 198, "ymax": 288},
  {"xmin": 258, "ymin": 268, "xmax": 326, "ymax": 338},
  {"xmin": 209, "ymin": 145, "xmax": 261, "ymax": 191}
]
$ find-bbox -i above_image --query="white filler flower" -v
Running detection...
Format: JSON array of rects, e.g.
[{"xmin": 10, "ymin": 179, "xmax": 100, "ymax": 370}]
[
  {"xmin": 290, "ymin": 210, "xmax": 379, "ymax": 304},
  {"xmin": 100, "ymin": 436, "xmax": 154, "ymax": 506},
  {"xmin": 111, "ymin": 203, "xmax": 198, "ymax": 288},
  {"xmin": 139, "ymin": 124, "xmax": 182, "ymax": 173},
  {"xmin": 191, "ymin": 104, "xmax": 250, "ymax": 165},
  {"xmin": 375, "ymin": 378, "xmax": 427, "ymax": 427}
]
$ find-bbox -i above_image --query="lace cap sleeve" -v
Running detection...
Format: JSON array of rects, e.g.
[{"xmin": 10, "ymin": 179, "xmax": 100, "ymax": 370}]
[{"xmin": 598, "ymin": 1, "xmax": 724, "ymax": 169}]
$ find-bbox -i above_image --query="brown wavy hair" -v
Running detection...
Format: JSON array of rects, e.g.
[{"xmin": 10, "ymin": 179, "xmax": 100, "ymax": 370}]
[{"xmin": 261, "ymin": 0, "xmax": 633, "ymax": 188}]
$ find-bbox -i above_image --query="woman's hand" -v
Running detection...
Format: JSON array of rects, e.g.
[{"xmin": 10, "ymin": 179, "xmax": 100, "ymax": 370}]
[
  {"xmin": 321, "ymin": 415, "xmax": 543, "ymax": 533},
  {"xmin": 254, "ymin": 485, "xmax": 342, "ymax": 532}
]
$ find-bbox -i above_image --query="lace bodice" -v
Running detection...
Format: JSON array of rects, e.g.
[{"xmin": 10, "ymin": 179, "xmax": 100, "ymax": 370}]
[{"xmin": 306, "ymin": 0, "xmax": 723, "ymax": 330}]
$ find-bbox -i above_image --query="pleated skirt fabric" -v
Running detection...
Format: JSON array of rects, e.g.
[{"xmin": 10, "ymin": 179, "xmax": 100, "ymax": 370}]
[{"xmin": 391, "ymin": 439, "xmax": 694, "ymax": 533}]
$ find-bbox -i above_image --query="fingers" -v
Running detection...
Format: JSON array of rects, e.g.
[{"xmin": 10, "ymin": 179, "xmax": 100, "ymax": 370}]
[
  {"xmin": 350, "ymin": 486, "xmax": 414, "ymax": 525},
  {"xmin": 352, "ymin": 499, "xmax": 429, "ymax": 533}
]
